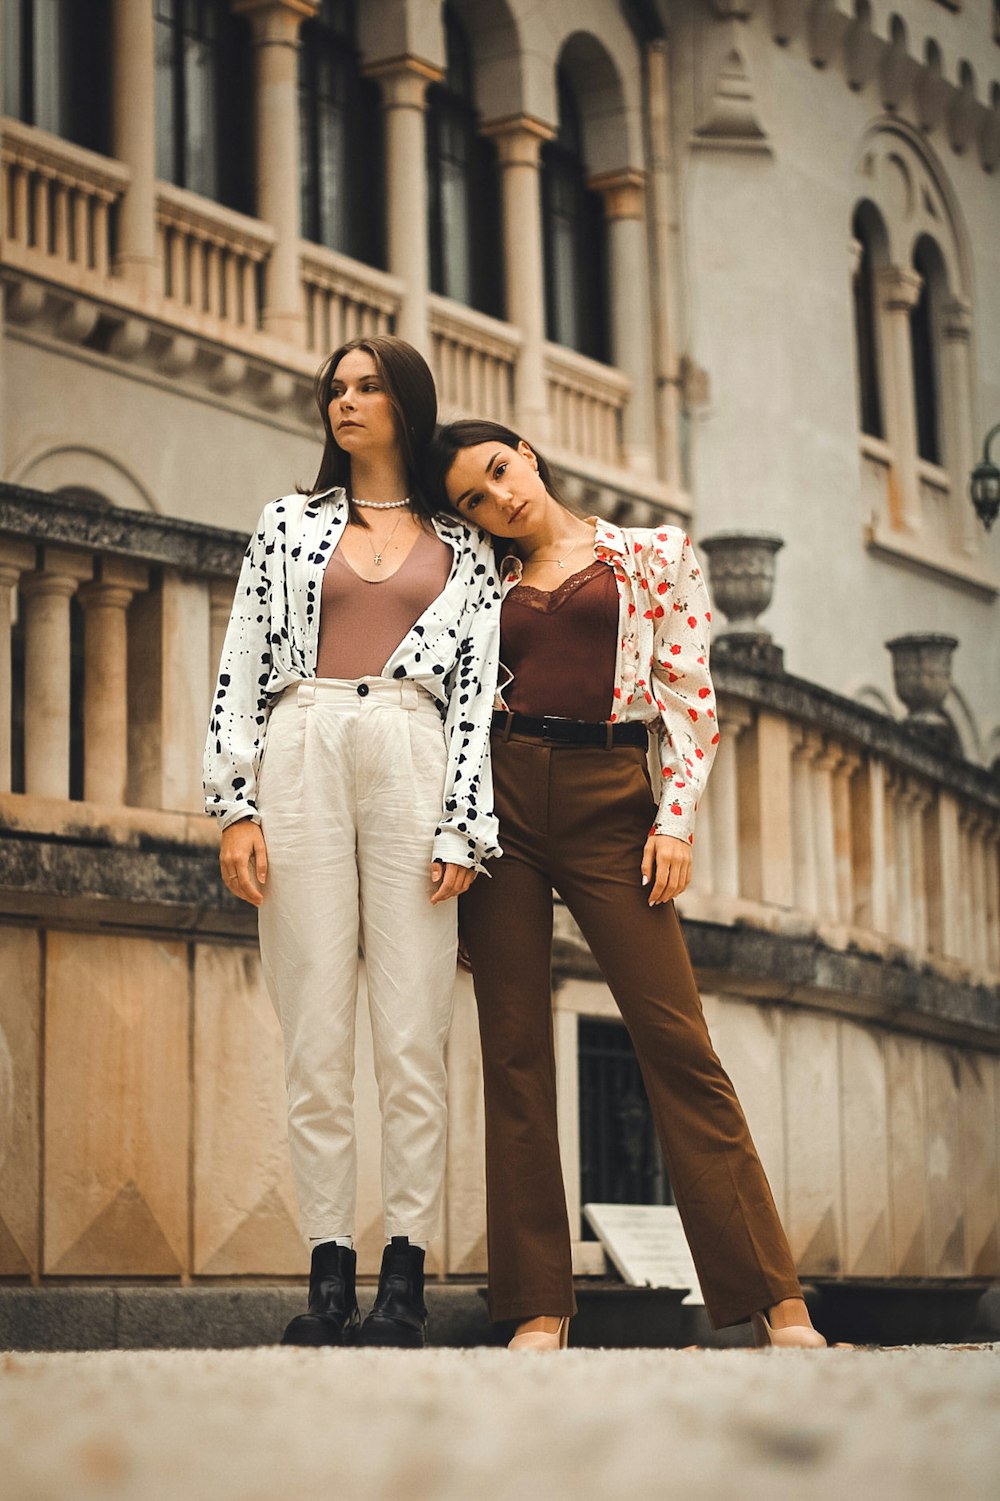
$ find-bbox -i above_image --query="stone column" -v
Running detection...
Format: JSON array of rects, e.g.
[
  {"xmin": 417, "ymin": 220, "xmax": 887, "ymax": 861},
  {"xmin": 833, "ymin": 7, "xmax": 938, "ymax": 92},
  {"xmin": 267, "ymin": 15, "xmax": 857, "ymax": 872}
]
[
  {"xmin": 112, "ymin": 0, "xmax": 160, "ymax": 294},
  {"xmin": 483, "ymin": 118, "xmax": 556, "ymax": 443},
  {"xmin": 79, "ymin": 562, "xmax": 149, "ymax": 805},
  {"xmin": 708, "ymin": 701, "xmax": 751, "ymax": 903},
  {"xmin": 790, "ymin": 729, "xmax": 820, "ymax": 920},
  {"xmin": 831, "ymin": 751, "xmax": 861, "ymax": 926},
  {"xmin": 233, "ymin": 0, "xmax": 317, "ymax": 344},
  {"xmin": 876, "ymin": 265, "xmax": 923, "ymax": 533},
  {"xmin": 0, "ymin": 541, "xmax": 37, "ymax": 793},
  {"xmin": 365, "ymin": 57, "xmax": 441, "ymax": 356},
  {"xmin": 939, "ymin": 295, "xmax": 978, "ymax": 553},
  {"xmin": 810, "ymin": 741, "xmax": 840, "ymax": 925},
  {"xmin": 20, "ymin": 551, "xmax": 93, "ymax": 799},
  {"xmin": 590, "ymin": 170, "xmax": 655, "ymax": 476}
]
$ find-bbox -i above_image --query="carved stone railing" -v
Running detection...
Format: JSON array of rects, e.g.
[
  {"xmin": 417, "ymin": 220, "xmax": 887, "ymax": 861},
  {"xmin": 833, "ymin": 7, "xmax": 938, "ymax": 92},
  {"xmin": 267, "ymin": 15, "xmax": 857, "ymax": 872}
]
[
  {"xmin": 681, "ymin": 660, "xmax": 1000, "ymax": 993},
  {"xmin": 429, "ymin": 294, "xmax": 520, "ymax": 426},
  {"xmin": 156, "ymin": 183, "xmax": 275, "ymax": 344},
  {"xmin": 544, "ymin": 343, "xmax": 631, "ymax": 471},
  {"xmin": 299, "ymin": 243, "xmax": 402, "ymax": 356},
  {"xmin": 0, "ymin": 119, "xmax": 129, "ymax": 290}
]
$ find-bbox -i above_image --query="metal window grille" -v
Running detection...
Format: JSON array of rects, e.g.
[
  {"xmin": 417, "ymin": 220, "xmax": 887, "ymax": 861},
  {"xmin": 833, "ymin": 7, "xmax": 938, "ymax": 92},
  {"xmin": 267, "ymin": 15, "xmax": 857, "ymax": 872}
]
[{"xmin": 577, "ymin": 1016, "xmax": 672, "ymax": 1239}]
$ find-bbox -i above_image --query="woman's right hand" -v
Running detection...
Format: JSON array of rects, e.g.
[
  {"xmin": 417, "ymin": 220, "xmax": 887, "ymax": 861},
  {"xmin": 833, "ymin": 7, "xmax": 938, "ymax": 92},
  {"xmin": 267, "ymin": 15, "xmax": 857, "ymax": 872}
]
[{"xmin": 219, "ymin": 818, "xmax": 269, "ymax": 907}]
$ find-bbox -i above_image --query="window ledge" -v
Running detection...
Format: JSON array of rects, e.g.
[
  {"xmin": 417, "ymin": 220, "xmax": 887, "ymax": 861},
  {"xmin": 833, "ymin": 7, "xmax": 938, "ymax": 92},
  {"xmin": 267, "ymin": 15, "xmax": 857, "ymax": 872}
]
[{"xmin": 864, "ymin": 516, "xmax": 999, "ymax": 599}]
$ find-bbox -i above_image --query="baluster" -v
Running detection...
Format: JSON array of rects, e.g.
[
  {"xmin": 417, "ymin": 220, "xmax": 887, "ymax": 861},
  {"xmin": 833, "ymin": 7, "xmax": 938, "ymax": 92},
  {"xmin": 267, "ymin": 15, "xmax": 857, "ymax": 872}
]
[
  {"xmin": 224, "ymin": 250, "xmax": 240, "ymax": 325},
  {"xmin": 204, "ymin": 242, "xmax": 220, "ymax": 318},
  {"xmin": 19, "ymin": 550, "xmax": 93, "ymax": 799},
  {"xmin": 985, "ymin": 828, "xmax": 1000, "ymax": 978},
  {"xmin": 709, "ymin": 701, "xmax": 751, "ymax": 902},
  {"xmin": 72, "ymin": 190, "xmax": 89, "ymax": 270},
  {"xmin": 810, "ymin": 741, "xmax": 840, "ymax": 923},
  {"xmin": 33, "ymin": 171, "xmax": 51, "ymax": 252},
  {"xmin": 241, "ymin": 258, "xmax": 257, "ymax": 327},
  {"xmin": 189, "ymin": 238, "xmax": 205, "ymax": 313},
  {"xmin": 13, "ymin": 164, "xmax": 30, "ymax": 244},
  {"xmin": 832, "ymin": 752, "xmax": 860, "ymax": 925},
  {"xmin": 908, "ymin": 784, "xmax": 932, "ymax": 961},
  {"xmin": 0, "ymin": 542, "xmax": 37, "ymax": 793},
  {"xmin": 92, "ymin": 196, "xmax": 110, "ymax": 276},
  {"xmin": 791, "ymin": 729, "xmax": 820, "ymax": 920},
  {"xmin": 52, "ymin": 180, "xmax": 70, "ymax": 261},
  {"xmin": 168, "ymin": 227, "xmax": 186, "ymax": 305},
  {"xmin": 79, "ymin": 563, "xmax": 148, "ymax": 805}
]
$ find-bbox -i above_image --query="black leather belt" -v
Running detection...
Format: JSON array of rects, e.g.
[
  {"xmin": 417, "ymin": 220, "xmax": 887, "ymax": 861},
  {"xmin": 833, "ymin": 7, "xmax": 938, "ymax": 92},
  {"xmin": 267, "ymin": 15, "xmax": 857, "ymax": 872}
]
[{"xmin": 492, "ymin": 710, "xmax": 648, "ymax": 749}]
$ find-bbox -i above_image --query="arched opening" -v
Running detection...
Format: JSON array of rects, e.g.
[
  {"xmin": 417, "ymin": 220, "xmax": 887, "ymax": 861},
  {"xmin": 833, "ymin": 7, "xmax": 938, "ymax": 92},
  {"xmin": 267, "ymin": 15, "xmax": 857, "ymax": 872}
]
[
  {"xmin": 2, "ymin": 0, "xmax": 112, "ymax": 153},
  {"xmin": 910, "ymin": 234, "xmax": 947, "ymax": 467},
  {"xmin": 852, "ymin": 201, "xmax": 888, "ymax": 440},
  {"xmin": 298, "ymin": 0, "xmax": 384, "ymax": 267},
  {"xmin": 426, "ymin": 4, "xmax": 504, "ymax": 317},
  {"xmin": 154, "ymin": 0, "xmax": 255, "ymax": 214},
  {"xmin": 541, "ymin": 65, "xmax": 610, "ymax": 362}
]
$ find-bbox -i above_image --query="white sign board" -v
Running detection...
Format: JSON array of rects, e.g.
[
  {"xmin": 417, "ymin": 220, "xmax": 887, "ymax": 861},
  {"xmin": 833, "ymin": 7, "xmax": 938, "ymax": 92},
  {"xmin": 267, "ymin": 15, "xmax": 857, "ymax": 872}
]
[{"xmin": 583, "ymin": 1203, "xmax": 704, "ymax": 1304}]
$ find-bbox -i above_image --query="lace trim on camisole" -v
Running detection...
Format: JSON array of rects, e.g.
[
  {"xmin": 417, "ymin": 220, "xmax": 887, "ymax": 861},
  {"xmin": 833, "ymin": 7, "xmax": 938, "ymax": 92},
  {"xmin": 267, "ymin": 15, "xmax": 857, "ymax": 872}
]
[{"xmin": 505, "ymin": 559, "xmax": 611, "ymax": 614}]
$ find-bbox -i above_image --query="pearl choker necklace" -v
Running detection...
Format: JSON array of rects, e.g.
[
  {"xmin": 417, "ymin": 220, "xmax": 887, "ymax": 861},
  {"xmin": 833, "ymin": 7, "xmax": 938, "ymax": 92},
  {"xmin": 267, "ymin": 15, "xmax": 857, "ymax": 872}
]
[{"xmin": 352, "ymin": 497, "xmax": 411, "ymax": 510}]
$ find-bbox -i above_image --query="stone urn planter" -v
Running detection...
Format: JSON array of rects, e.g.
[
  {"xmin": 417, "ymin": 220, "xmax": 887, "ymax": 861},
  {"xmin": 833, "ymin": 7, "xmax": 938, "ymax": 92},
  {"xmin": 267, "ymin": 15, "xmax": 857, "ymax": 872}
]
[
  {"xmin": 698, "ymin": 531, "xmax": 785, "ymax": 669},
  {"xmin": 885, "ymin": 634, "xmax": 959, "ymax": 746}
]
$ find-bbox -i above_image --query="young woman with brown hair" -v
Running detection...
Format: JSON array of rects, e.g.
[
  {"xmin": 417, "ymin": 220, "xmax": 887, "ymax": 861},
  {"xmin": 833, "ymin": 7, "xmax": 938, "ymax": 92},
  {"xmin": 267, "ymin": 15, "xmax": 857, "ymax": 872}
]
[
  {"xmin": 204, "ymin": 341, "xmax": 501, "ymax": 1348},
  {"xmin": 428, "ymin": 418, "xmax": 828, "ymax": 1353}
]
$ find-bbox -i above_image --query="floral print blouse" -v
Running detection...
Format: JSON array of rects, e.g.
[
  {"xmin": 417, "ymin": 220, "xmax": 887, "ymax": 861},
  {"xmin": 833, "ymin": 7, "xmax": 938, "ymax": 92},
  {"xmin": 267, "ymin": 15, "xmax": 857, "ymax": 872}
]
[
  {"xmin": 203, "ymin": 488, "xmax": 502, "ymax": 872},
  {"xmin": 499, "ymin": 520, "xmax": 717, "ymax": 844}
]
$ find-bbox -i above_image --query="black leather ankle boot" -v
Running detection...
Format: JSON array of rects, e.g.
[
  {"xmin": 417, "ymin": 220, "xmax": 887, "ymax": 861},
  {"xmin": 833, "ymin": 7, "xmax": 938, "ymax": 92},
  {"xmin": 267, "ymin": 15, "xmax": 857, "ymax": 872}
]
[
  {"xmin": 358, "ymin": 1237, "xmax": 427, "ymax": 1348},
  {"xmin": 281, "ymin": 1242, "xmax": 361, "ymax": 1346}
]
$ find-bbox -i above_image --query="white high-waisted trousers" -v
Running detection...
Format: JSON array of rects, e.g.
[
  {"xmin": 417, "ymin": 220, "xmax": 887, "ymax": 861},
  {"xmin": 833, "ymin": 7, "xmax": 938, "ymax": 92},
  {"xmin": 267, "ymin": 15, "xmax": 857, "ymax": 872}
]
[{"xmin": 256, "ymin": 678, "xmax": 458, "ymax": 1242}]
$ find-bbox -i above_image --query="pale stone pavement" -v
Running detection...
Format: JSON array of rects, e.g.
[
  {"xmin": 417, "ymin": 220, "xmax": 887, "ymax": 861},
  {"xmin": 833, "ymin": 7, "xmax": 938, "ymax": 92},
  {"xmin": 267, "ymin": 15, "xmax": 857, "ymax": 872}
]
[{"xmin": 1, "ymin": 1346, "xmax": 998, "ymax": 1501}]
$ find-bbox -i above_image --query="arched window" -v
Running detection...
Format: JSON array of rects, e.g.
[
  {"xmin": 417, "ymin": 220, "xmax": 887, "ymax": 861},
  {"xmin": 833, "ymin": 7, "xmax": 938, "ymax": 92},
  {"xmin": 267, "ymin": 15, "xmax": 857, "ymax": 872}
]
[
  {"xmin": 851, "ymin": 203, "xmax": 885, "ymax": 440},
  {"xmin": 155, "ymin": 0, "xmax": 254, "ymax": 214},
  {"xmin": 426, "ymin": 5, "xmax": 504, "ymax": 318},
  {"xmin": 541, "ymin": 66, "xmax": 610, "ymax": 363},
  {"xmin": 2, "ymin": 0, "xmax": 111, "ymax": 153},
  {"xmin": 298, "ymin": 0, "xmax": 383, "ymax": 267},
  {"xmin": 911, "ymin": 235, "xmax": 944, "ymax": 466}
]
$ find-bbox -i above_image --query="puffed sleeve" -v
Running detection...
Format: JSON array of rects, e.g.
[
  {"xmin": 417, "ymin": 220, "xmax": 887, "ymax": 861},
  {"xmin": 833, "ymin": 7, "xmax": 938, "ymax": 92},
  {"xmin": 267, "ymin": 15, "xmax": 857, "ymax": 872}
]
[
  {"xmin": 646, "ymin": 531, "xmax": 718, "ymax": 845},
  {"xmin": 203, "ymin": 509, "xmax": 274, "ymax": 829},
  {"xmin": 432, "ymin": 533, "xmax": 502, "ymax": 873}
]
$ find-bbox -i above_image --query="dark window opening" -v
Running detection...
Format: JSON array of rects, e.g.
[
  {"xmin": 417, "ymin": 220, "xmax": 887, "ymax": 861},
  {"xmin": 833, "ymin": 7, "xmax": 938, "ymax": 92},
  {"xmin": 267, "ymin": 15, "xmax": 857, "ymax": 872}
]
[
  {"xmin": 426, "ymin": 5, "xmax": 504, "ymax": 319},
  {"xmin": 69, "ymin": 595, "xmax": 84, "ymax": 801},
  {"xmin": 578, "ymin": 1016, "xmax": 672, "ymax": 1239},
  {"xmin": 3, "ymin": 0, "xmax": 112, "ymax": 154},
  {"xmin": 541, "ymin": 66, "xmax": 609, "ymax": 363},
  {"xmin": 298, "ymin": 0, "xmax": 384, "ymax": 267},
  {"xmin": 155, "ymin": 0, "xmax": 255, "ymax": 215},
  {"xmin": 10, "ymin": 596, "xmax": 25, "ymax": 796},
  {"xmin": 851, "ymin": 206, "xmax": 884, "ymax": 440},
  {"xmin": 911, "ymin": 238, "xmax": 942, "ymax": 467}
]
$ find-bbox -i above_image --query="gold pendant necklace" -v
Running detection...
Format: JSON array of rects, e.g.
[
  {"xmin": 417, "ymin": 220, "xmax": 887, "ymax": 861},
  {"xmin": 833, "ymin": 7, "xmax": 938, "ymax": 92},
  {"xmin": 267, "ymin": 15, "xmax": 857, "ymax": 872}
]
[
  {"xmin": 527, "ymin": 536, "xmax": 589, "ymax": 570},
  {"xmin": 366, "ymin": 512, "xmax": 405, "ymax": 567}
]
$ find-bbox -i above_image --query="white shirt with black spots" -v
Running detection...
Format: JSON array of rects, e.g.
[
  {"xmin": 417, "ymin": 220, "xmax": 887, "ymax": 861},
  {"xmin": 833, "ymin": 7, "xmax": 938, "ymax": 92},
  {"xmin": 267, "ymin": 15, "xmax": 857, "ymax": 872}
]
[
  {"xmin": 204, "ymin": 488, "xmax": 502, "ymax": 873},
  {"xmin": 499, "ymin": 520, "xmax": 718, "ymax": 847}
]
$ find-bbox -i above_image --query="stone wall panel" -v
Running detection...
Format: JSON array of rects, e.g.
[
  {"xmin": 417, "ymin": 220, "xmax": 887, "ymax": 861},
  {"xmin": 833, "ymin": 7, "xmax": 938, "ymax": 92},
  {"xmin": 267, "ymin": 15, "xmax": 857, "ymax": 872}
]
[
  {"xmin": 0, "ymin": 927, "xmax": 42, "ymax": 1275},
  {"xmin": 886, "ymin": 1034, "xmax": 928, "ymax": 1275},
  {"xmin": 840, "ymin": 1021, "xmax": 890, "ymax": 1275},
  {"xmin": 43, "ymin": 932, "xmax": 189, "ymax": 1275},
  {"xmin": 783, "ymin": 1011, "xmax": 843, "ymax": 1274}
]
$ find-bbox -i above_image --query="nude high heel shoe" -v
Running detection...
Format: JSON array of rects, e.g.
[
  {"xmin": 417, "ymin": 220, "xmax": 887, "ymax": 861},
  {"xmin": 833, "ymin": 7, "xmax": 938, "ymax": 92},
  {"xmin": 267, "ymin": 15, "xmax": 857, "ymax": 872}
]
[
  {"xmin": 507, "ymin": 1317, "xmax": 570, "ymax": 1351},
  {"xmin": 751, "ymin": 1311, "xmax": 827, "ymax": 1350}
]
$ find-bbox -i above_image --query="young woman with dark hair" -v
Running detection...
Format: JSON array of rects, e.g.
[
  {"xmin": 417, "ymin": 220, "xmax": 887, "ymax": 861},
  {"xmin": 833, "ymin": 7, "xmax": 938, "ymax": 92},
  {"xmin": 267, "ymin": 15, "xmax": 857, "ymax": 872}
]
[
  {"xmin": 204, "ymin": 341, "xmax": 501, "ymax": 1348},
  {"xmin": 428, "ymin": 418, "xmax": 829, "ymax": 1353}
]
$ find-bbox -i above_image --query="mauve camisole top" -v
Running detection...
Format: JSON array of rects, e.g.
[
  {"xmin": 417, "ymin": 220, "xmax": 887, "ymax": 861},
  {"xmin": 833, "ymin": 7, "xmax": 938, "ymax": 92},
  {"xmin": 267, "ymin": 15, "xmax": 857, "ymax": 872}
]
[{"xmin": 316, "ymin": 525, "xmax": 453, "ymax": 680}]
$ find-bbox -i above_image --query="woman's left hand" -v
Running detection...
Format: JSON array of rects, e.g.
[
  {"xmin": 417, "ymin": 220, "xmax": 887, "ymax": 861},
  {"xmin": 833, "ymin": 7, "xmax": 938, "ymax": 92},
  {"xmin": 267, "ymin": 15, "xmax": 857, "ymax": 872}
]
[
  {"xmin": 641, "ymin": 834, "xmax": 693, "ymax": 906},
  {"xmin": 430, "ymin": 861, "xmax": 477, "ymax": 904}
]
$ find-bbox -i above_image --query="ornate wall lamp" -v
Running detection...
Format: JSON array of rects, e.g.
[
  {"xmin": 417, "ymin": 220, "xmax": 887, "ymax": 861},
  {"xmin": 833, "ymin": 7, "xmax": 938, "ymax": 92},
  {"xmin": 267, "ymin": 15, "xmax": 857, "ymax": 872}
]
[{"xmin": 970, "ymin": 422, "xmax": 1000, "ymax": 531}]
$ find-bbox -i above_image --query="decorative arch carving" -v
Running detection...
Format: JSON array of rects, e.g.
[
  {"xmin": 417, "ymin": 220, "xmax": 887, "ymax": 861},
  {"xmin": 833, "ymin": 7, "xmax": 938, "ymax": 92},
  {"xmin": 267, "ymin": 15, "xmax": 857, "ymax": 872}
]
[{"xmin": 11, "ymin": 446, "xmax": 158, "ymax": 512}]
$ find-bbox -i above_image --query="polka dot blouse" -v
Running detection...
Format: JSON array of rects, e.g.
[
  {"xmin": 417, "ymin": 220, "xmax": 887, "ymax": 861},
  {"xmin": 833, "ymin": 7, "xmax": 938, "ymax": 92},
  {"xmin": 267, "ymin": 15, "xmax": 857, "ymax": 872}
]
[{"xmin": 203, "ymin": 488, "xmax": 503, "ymax": 873}]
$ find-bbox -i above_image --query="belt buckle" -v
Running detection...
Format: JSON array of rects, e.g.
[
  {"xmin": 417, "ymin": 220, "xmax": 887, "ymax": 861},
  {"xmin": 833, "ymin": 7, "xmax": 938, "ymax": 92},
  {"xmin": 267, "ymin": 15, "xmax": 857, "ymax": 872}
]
[{"xmin": 541, "ymin": 716, "xmax": 564, "ymax": 744}]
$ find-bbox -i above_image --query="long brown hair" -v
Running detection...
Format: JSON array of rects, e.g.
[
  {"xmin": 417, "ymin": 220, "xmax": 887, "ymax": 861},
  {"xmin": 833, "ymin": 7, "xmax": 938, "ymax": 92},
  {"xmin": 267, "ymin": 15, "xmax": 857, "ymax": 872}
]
[{"xmin": 307, "ymin": 335, "xmax": 439, "ymax": 526}]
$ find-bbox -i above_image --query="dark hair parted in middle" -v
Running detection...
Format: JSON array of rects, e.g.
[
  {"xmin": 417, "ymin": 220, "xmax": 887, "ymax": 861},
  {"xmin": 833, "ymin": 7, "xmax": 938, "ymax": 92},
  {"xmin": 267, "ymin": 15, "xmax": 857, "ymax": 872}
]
[
  {"xmin": 423, "ymin": 418, "xmax": 564, "ymax": 518},
  {"xmin": 308, "ymin": 335, "xmax": 439, "ymax": 525}
]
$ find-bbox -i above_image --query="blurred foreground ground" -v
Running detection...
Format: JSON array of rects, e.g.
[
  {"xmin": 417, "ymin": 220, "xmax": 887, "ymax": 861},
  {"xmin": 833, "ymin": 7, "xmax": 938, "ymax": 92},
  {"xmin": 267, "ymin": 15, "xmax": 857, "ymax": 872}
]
[{"xmin": 1, "ymin": 1345, "xmax": 998, "ymax": 1501}]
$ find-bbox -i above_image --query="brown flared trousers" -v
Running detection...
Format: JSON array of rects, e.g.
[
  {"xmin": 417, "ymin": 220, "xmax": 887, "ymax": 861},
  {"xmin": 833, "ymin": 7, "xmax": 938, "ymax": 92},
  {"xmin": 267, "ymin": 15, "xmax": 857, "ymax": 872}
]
[{"xmin": 460, "ymin": 731, "xmax": 803, "ymax": 1329}]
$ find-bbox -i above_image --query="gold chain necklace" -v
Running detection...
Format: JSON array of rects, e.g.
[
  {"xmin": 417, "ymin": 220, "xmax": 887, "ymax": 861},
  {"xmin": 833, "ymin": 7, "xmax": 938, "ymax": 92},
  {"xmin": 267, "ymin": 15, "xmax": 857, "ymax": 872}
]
[
  {"xmin": 524, "ymin": 536, "xmax": 590, "ymax": 570},
  {"xmin": 364, "ymin": 511, "xmax": 407, "ymax": 567}
]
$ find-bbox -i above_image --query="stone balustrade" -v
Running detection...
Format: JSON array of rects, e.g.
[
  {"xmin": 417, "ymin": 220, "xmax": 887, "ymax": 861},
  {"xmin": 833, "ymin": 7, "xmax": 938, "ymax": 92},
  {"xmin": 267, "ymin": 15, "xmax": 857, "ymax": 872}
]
[
  {"xmin": 157, "ymin": 184, "xmax": 276, "ymax": 344},
  {"xmin": 429, "ymin": 294, "xmax": 521, "ymax": 427},
  {"xmin": 1, "ymin": 119, "xmax": 129, "ymax": 290},
  {"xmin": 299, "ymin": 243, "xmax": 403, "ymax": 356},
  {"xmin": 544, "ymin": 342, "xmax": 631, "ymax": 470}
]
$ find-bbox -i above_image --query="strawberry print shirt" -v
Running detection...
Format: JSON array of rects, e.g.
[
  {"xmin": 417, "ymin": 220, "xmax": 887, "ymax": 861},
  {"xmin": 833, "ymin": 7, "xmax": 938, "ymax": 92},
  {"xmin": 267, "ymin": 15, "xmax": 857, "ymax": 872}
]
[
  {"xmin": 500, "ymin": 520, "xmax": 717, "ymax": 845},
  {"xmin": 204, "ymin": 488, "xmax": 502, "ymax": 873}
]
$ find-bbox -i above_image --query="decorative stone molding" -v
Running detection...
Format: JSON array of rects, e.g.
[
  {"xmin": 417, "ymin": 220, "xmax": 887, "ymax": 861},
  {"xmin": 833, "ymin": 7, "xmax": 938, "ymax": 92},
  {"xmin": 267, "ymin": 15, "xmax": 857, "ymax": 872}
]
[
  {"xmin": 808, "ymin": 0, "xmax": 849, "ymax": 71},
  {"xmin": 844, "ymin": 12, "xmax": 880, "ymax": 94},
  {"xmin": 947, "ymin": 71, "xmax": 981, "ymax": 155},
  {"xmin": 587, "ymin": 169, "xmax": 646, "ymax": 222},
  {"xmin": 886, "ymin": 633, "xmax": 961, "ymax": 751},
  {"xmin": 698, "ymin": 531, "xmax": 785, "ymax": 670},
  {"xmin": 769, "ymin": 0, "xmax": 808, "ymax": 47},
  {"xmin": 875, "ymin": 264, "xmax": 923, "ymax": 313},
  {"xmin": 692, "ymin": 50, "xmax": 771, "ymax": 154}
]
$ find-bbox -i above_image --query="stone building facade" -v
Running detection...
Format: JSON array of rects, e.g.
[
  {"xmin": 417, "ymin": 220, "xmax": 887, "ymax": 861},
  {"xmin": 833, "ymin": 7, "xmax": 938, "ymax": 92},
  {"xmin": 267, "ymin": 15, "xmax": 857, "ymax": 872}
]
[{"xmin": 0, "ymin": 1, "xmax": 998, "ymax": 1310}]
